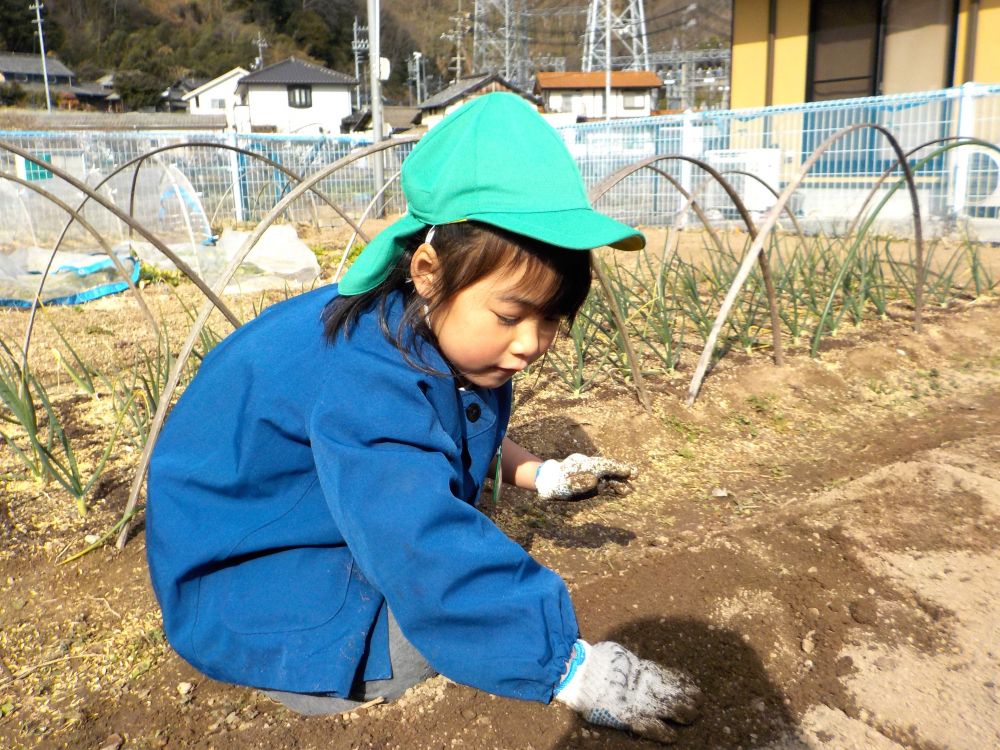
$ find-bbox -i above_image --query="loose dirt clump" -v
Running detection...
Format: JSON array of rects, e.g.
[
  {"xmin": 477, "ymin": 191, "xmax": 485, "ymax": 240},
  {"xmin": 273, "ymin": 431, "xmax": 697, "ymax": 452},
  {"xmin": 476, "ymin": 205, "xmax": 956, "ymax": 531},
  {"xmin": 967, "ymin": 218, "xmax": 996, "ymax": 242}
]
[{"xmin": 1, "ymin": 285, "xmax": 999, "ymax": 750}]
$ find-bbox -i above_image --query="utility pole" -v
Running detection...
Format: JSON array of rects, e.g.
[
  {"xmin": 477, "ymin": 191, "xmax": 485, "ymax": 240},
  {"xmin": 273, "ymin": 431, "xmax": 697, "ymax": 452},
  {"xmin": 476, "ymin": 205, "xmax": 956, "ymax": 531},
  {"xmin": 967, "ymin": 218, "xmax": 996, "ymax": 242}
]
[
  {"xmin": 604, "ymin": 0, "xmax": 611, "ymax": 120},
  {"xmin": 442, "ymin": 0, "xmax": 471, "ymax": 83},
  {"xmin": 408, "ymin": 51, "xmax": 425, "ymax": 104},
  {"xmin": 28, "ymin": 1, "xmax": 52, "ymax": 112},
  {"xmin": 366, "ymin": 0, "xmax": 385, "ymax": 217},
  {"xmin": 253, "ymin": 31, "xmax": 269, "ymax": 70},
  {"xmin": 352, "ymin": 18, "xmax": 369, "ymax": 110}
]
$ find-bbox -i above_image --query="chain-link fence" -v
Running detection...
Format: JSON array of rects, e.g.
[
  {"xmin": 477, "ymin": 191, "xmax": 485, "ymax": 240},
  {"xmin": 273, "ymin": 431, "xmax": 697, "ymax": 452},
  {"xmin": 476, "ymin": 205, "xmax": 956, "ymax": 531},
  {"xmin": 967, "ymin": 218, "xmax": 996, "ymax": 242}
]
[
  {"xmin": 562, "ymin": 82, "xmax": 1000, "ymax": 237},
  {"xmin": 2, "ymin": 83, "xmax": 1000, "ymax": 247}
]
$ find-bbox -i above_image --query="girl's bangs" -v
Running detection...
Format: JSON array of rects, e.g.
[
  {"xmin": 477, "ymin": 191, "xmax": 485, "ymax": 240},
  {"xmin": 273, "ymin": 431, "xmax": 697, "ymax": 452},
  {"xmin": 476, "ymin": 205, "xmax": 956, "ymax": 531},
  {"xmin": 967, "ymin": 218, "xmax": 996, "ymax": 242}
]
[{"xmin": 479, "ymin": 228, "xmax": 592, "ymax": 320}]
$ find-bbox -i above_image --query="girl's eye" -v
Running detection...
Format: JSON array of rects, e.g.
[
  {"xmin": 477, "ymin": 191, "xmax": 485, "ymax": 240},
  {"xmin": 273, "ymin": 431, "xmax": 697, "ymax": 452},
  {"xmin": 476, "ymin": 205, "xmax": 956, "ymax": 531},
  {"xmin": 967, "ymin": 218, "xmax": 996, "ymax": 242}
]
[{"xmin": 496, "ymin": 314, "xmax": 519, "ymax": 326}]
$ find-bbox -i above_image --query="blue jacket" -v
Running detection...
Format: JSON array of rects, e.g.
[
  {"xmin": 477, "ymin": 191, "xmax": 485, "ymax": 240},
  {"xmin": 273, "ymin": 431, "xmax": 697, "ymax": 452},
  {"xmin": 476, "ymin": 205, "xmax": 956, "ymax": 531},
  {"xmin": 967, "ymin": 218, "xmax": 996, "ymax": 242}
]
[{"xmin": 146, "ymin": 285, "xmax": 578, "ymax": 702}]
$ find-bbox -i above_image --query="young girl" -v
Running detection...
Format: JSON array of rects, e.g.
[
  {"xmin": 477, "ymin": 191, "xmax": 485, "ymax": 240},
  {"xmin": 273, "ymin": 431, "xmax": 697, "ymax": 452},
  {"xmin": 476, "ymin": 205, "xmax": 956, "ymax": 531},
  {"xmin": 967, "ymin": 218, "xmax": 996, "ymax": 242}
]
[{"xmin": 146, "ymin": 93, "xmax": 701, "ymax": 744}]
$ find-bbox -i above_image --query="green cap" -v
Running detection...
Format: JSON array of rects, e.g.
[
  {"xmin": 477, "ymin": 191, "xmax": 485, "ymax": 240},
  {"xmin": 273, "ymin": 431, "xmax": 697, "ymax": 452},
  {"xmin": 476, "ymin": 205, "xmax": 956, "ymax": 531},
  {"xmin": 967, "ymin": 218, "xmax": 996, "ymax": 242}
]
[{"xmin": 339, "ymin": 92, "xmax": 645, "ymax": 295}]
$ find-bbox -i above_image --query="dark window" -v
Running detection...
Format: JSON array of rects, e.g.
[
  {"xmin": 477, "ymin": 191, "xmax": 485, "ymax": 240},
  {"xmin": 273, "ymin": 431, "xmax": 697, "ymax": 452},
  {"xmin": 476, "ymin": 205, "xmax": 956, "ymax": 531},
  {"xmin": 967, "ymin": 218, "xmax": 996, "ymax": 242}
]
[
  {"xmin": 287, "ymin": 85, "xmax": 312, "ymax": 108},
  {"xmin": 807, "ymin": 0, "xmax": 956, "ymax": 102},
  {"xmin": 807, "ymin": 0, "xmax": 881, "ymax": 102}
]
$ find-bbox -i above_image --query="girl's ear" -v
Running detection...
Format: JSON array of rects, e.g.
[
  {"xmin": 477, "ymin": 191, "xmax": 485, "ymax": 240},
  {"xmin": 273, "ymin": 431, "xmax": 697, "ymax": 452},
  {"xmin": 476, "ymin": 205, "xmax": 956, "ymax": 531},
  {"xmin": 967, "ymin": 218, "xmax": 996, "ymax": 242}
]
[{"xmin": 410, "ymin": 243, "xmax": 439, "ymax": 299}]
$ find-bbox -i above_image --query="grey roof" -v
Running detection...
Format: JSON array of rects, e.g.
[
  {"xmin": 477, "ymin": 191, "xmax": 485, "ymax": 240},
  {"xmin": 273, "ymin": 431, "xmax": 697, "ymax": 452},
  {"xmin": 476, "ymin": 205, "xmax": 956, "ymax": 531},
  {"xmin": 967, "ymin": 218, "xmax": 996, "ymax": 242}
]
[
  {"xmin": 343, "ymin": 105, "xmax": 421, "ymax": 132},
  {"xmin": 239, "ymin": 57, "xmax": 356, "ymax": 86},
  {"xmin": 0, "ymin": 108, "xmax": 226, "ymax": 132},
  {"xmin": 0, "ymin": 52, "xmax": 74, "ymax": 78},
  {"xmin": 419, "ymin": 73, "xmax": 537, "ymax": 110}
]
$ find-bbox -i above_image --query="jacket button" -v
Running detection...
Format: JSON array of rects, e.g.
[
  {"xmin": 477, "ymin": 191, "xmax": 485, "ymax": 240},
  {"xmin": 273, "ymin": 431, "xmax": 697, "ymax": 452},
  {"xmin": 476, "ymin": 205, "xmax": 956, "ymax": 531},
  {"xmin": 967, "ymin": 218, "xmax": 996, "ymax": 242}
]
[{"xmin": 466, "ymin": 403, "xmax": 481, "ymax": 422}]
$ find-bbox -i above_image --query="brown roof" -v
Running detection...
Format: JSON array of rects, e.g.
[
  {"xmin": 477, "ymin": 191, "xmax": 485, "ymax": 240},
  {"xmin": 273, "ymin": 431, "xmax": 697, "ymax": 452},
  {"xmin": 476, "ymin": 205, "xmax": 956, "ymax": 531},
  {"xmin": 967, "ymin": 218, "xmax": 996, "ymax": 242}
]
[{"xmin": 535, "ymin": 71, "xmax": 662, "ymax": 90}]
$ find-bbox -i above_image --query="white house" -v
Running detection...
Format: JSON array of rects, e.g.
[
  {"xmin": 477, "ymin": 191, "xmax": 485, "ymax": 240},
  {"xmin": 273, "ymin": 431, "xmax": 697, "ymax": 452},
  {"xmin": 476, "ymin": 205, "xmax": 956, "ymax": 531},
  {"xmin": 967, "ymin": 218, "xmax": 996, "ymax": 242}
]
[
  {"xmin": 182, "ymin": 67, "xmax": 248, "ymax": 128},
  {"xmin": 535, "ymin": 71, "xmax": 662, "ymax": 119},
  {"xmin": 234, "ymin": 57, "xmax": 356, "ymax": 135},
  {"xmin": 418, "ymin": 73, "xmax": 538, "ymax": 129}
]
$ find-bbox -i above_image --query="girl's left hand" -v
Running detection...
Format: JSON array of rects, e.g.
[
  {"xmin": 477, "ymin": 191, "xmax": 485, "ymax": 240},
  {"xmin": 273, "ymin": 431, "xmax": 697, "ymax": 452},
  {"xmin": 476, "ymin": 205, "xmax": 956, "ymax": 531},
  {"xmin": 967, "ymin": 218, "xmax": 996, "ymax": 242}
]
[{"xmin": 535, "ymin": 453, "xmax": 636, "ymax": 500}]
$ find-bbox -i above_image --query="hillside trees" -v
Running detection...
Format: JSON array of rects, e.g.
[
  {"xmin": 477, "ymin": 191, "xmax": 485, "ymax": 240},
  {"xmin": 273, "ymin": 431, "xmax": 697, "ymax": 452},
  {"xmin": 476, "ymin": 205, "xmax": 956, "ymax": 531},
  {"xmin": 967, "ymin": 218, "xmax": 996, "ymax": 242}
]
[
  {"xmin": 3, "ymin": 0, "xmax": 422, "ymax": 107},
  {"xmin": 0, "ymin": 0, "xmax": 65, "ymax": 53}
]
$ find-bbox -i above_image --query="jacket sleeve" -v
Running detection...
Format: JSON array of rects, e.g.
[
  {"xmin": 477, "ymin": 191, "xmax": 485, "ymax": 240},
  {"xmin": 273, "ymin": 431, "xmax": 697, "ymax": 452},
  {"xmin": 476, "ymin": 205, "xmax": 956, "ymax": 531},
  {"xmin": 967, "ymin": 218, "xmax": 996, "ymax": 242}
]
[{"xmin": 308, "ymin": 353, "xmax": 578, "ymax": 703}]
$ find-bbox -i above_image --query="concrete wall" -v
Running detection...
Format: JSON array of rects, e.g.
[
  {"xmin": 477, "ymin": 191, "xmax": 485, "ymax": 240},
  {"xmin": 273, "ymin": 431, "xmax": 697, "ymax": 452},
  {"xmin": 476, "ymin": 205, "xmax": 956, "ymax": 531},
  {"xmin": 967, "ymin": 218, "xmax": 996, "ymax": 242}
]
[{"xmin": 542, "ymin": 88, "xmax": 654, "ymax": 118}]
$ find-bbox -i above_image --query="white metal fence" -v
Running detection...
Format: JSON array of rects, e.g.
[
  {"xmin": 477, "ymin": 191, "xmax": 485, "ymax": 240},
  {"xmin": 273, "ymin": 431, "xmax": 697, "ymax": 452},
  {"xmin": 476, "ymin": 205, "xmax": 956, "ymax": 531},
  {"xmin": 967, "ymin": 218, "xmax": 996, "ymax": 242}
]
[
  {"xmin": 2, "ymin": 83, "xmax": 999, "ymax": 248},
  {"xmin": 563, "ymin": 82, "xmax": 1000, "ymax": 237},
  {"xmin": 0, "ymin": 131, "xmax": 413, "ymax": 251}
]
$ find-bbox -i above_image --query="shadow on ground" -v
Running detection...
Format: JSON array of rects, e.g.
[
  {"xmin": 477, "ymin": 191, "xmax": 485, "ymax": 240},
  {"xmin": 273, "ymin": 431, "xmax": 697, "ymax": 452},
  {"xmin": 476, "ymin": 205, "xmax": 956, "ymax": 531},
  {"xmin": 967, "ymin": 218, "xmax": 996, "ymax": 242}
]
[{"xmin": 552, "ymin": 616, "xmax": 796, "ymax": 749}]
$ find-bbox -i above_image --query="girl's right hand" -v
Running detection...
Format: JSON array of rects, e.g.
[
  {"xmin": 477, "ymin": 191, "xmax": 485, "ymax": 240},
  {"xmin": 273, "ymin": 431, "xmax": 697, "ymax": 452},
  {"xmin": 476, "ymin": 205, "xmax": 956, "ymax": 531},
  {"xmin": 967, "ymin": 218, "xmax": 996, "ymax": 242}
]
[
  {"xmin": 534, "ymin": 453, "xmax": 635, "ymax": 500},
  {"xmin": 553, "ymin": 640, "xmax": 702, "ymax": 744}
]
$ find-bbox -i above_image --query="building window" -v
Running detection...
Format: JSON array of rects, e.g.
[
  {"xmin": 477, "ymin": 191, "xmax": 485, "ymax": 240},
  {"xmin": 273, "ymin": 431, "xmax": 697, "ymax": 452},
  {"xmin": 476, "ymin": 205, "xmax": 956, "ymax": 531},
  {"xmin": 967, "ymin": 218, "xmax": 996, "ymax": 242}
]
[
  {"xmin": 807, "ymin": 0, "xmax": 955, "ymax": 102},
  {"xmin": 287, "ymin": 85, "xmax": 312, "ymax": 108},
  {"xmin": 623, "ymin": 93, "xmax": 645, "ymax": 110},
  {"xmin": 807, "ymin": 0, "xmax": 880, "ymax": 101},
  {"xmin": 211, "ymin": 98, "xmax": 226, "ymax": 110}
]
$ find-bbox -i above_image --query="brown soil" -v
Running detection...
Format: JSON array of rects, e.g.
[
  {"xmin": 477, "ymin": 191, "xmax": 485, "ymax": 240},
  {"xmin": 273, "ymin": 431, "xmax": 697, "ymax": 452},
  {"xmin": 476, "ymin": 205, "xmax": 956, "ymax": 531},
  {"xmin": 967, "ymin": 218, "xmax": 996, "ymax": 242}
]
[{"xmin": 1, "ymin": 247, "xmax": 999, "ymax": 750}]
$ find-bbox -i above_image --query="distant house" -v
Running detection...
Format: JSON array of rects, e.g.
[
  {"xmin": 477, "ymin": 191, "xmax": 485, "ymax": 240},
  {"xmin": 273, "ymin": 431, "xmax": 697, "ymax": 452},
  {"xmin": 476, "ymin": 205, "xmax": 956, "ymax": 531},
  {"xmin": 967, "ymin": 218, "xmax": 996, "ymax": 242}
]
[
  {"xmin": 0, "ymin": 52, "xmax": 75, "ymax": 88},
  {"xmin": 161, "ymin": 77, "xmax": 205, "ymax": 113},
  {"xmin": 0, "ymin": 52, "xmax": 125, "ymax": 111},
  {"xmin": 235, "ymin": 58, "xmax": 356, "ymax": 135},
  {"xmin": 419, "ymin": 73, "xmax": 538, "ymax": 128},
  {"xmin": 535, "ymin": 71, "xmax": 662, "ymax": 119},
  {"xmin": 182, "ymin": 68, "xmax": 249, "ymax": 129},
  {"xmin": 342, "ymin": 105, "xmax": 421, "ymax": 136}
]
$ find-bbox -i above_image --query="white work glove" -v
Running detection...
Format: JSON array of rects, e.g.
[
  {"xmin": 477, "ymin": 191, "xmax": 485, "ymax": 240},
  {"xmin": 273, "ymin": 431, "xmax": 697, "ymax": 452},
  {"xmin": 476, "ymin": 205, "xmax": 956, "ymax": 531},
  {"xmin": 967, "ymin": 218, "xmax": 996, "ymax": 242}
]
[
  {"xmin": 534, "ymin": 453, "xmax": 635, "ymax": 500},
  {"xmin": 554, "ymin": 640, "xmax": 701, "ymax": 744}
]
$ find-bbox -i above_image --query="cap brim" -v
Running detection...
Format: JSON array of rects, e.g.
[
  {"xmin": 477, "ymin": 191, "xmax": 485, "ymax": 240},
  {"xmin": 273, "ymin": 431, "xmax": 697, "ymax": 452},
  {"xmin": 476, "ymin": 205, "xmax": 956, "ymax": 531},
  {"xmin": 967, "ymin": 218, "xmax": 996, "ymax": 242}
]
[
  {"xmin": 337, "ymin": 213, "xmax": 427, "ymax": 296},
  {"xmin": 471, "ymin": 207, "xmax": 645, "ymax": 252}
]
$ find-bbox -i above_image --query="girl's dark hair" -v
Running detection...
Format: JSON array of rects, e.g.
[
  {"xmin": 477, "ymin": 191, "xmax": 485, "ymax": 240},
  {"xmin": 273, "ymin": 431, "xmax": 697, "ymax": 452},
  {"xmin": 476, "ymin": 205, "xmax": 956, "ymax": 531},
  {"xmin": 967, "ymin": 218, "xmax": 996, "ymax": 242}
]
[{"xmin": 322, "ymin": 221, "xmax": 592, "ymax": 368}]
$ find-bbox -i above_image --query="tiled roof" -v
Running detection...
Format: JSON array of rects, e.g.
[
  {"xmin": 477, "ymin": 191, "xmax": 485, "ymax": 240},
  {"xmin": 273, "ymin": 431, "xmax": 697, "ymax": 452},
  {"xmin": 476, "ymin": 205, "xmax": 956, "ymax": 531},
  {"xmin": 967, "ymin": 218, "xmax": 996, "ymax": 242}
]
[
  {"xmin": 536, "ymin": 71, "xmax": 662, "ymax": 90},
  {"xmin": 0, "ymin": 52, "xmax": 74, "ymax": 78},
  {"xmin": 0, "ymin": 108, "xmax": 226, "ymax": 131},
  {"xmin": 419, "ymin": 73, "xmax": 537, "ymax": 110},
  {"xmin": 239, "ymin": 57, "xmax": 356, "ymax": 86}
]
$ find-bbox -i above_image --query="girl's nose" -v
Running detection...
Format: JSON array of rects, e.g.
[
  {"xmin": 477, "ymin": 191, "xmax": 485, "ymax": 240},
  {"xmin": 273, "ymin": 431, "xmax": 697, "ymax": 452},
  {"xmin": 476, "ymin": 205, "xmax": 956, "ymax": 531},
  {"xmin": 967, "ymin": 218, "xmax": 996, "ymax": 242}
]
[{"xmin": 510, "ymin": 322, "xmax": 544, "ymax": 361}]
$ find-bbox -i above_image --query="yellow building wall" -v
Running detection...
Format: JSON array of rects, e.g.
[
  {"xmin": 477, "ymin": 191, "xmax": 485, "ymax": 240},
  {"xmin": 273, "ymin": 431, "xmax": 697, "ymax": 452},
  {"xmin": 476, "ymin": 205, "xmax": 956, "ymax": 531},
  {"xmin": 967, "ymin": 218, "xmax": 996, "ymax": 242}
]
[
  {"xmin": 771, "ymin": 0, "xmax": 810, "ymax": 104},
  {"xmin": 955, "ymin": 0, "xmax": 969, "ymax": 82},
  {"xmin": 731, "ymin": 0, "xmax": 770, "ymax": 109},
  {"xmin": 731, "ymin": 0, "xmax": 811, "ymax": 109},
  {"xmin": 972, "ymin": 1, "xmax": 1000, "ymax": 83},
  {"xmin": 950, "ymin": 0, "xmax": 999, "ymax": 84}
]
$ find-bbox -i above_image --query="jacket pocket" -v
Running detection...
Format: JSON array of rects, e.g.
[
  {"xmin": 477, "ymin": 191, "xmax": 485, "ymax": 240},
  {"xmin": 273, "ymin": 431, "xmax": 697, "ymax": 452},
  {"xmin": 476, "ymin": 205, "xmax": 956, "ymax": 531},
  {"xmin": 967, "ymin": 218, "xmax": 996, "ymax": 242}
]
[{"xmin": 215, "ymin": 546, "xmax": 353, "ymax": 634}]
